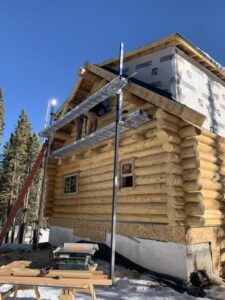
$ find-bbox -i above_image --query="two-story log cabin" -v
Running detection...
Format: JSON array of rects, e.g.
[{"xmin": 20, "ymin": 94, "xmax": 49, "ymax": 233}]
[{"xmin": 41, "ymin": 33, "xmax": 225, "ymax": 281}]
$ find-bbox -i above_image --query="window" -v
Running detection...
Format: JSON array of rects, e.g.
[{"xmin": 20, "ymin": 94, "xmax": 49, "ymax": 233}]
[
  {"xmin": 63, "ymin": 174, "xmax": 78, "ymax": 195},
  {"xmin": 120, "ymin": 160, "xmax": 134, "ymax": 188}
]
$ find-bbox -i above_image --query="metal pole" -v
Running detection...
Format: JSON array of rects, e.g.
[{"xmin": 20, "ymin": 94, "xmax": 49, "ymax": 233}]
[
  {"xmin": 33, "ymin": 101, "xmax": 54, "ymax": 249},
  {"xmin": 110, "ymin": 42, "xmax": 124, "ymax": 283}
]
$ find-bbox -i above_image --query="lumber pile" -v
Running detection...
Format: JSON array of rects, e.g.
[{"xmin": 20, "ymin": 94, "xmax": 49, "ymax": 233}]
[{"xmin": 0, "ymin": 261, "xmax": 111, "ymax": 300}]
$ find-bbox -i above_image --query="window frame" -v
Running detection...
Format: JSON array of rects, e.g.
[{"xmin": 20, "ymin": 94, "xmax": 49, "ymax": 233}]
[
  {"xmin": 119, "ymin": 159, "xmax": 135, "ymax": 189},
  {"xmin": 63, "ymin": 173, "xmax": 79, "ymax": 195}
]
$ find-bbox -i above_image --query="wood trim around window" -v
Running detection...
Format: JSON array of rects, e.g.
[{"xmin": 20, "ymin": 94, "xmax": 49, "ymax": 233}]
[
  {"xmin": 119, "ymin": 159, "xmax": 135, "ymax": 189},
  {"xmin": 63, "ymin": 173, "xmax": 79, "ymax": 196}
]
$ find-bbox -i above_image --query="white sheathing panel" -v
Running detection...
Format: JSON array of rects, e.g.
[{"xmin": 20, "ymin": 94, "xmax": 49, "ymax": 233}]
[
  {"xmin": 112, "ymin": 47, "xmax": 177, "ymax": 99},
  {"xmin": 106, "ymin": 233, "xmax": 188, "ymax": 280},
  {"xmin": 112, "ymin": 46, "xmax": 225, "ymax": 137},
  {"xmin": 106, "ymin": 234, "xmax": 213, "ymax": 280},
  {"xmin": 49, "ymin": 227, "xmax": 214, "ymax": 280},
  {"xmin": 176, "ymin": 49, "xmax": 225, "ymax": 137}
]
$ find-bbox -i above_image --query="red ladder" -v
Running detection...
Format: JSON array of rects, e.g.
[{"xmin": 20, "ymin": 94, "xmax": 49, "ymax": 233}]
[{"xmin": 0, "ymin": 142, "xmax": 48, "ymax": 245}]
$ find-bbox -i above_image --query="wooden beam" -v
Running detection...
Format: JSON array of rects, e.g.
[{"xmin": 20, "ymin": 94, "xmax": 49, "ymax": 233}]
[
  {"xmin": 84, "ymin": 62, "xmax": 206, "ymax": 127},
  {"xmin": 54, "ymin": 132, "xmax": 71, "ymax": 141},
  {"xmin": 0, "ymin": 276, "xmax": 112, "ymax": 288}
]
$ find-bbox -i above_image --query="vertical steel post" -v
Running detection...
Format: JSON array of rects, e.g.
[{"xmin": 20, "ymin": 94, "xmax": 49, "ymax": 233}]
[
  {"xmin": 34, "ymin": 102, "xmax": 54, "ymax": 248},
  {"xmin": 110, "ymin": 42, "xmax": 124, "ymax": 283}
]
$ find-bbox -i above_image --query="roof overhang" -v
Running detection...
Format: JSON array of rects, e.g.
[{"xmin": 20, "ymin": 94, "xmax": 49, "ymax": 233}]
[{"xmin": 99, "ymin": 33, "xmax": 225, "ymax": 82}]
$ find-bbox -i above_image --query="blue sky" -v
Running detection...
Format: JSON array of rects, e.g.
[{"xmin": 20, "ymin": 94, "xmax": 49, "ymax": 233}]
[{"xmin": 1, "ymin": 0, "xmax": 225, "ymax": 146}]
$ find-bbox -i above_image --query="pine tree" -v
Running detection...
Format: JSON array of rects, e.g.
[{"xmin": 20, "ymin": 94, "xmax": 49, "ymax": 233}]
[
  {"xmin": 0, "ymin": 109, "xmax": 43, "ymax": 242},
  {"xmin": 24, "ymin": 133, "xmax": 42, "ymax": 225},
  {"xmin": 0, "ymin": 134, "xmax": 17, "ymax": 225},
  {"xmin": 0, "ymin": 89, "xmax": 4, "ymax": 145}
]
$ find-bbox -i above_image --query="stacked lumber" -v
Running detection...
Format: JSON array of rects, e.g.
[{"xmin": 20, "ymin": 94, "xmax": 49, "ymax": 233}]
[
  {"xmin": 0, "ymin": 261, "xmax": 111, "ymax": 300},
  {"xmin": 181, "ymin": 124, "xmax": 225, "ymax": 226}
]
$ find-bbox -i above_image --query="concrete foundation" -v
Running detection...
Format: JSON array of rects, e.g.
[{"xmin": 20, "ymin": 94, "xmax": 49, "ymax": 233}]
[{"xmin": 49, "ymin": 226, "xmax": 213, "ymax": 281}]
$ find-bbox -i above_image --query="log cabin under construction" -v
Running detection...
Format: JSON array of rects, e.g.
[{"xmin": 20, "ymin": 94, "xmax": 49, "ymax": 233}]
[{"xmin": 42, "ymin": 33, "xmax": 225, "ymax": 281}]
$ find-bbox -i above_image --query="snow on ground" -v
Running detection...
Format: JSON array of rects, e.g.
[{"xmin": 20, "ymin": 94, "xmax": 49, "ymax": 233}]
[
  {"xmin": 0, "ymin": 244, "xmax": 224, "ymax": 299},
  {"xmin": 0, "ymin": 259, "xmax": 217, "ymax": 300}
]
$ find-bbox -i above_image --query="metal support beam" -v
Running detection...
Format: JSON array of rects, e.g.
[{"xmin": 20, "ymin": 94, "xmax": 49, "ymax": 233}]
[
  {"xmin": 40, "ymin": 76, "xmax": 128, "ymax": 138},
  {"xmin": 110, "ymin": 42, "xmax": 124, "ymax": 283}
]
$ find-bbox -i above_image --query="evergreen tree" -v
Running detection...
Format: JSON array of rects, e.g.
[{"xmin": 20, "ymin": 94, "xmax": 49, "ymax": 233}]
[
  {"xmin": 25, "ymin": 133, "xmax": 42, "ymax": 225},
  {"xmin": 0, "ymin": 89, "xmax": 4, "ymax": 145},
  {"xmin": 0, "ymin": 109, "xmax": 42, "ymax": 242},
  {"xmin": 0, "ymin": 134, "xmax": 17, "ymax": 224}
]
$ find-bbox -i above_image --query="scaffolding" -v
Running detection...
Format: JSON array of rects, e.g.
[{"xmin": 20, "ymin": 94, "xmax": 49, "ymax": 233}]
[
  {"xmin": 51, "ymin": 110, "xmax": 150, "ymax": 158},
  {"xmin": 40, "ymin": 76, "xmax": 128, "ymax": 138}
]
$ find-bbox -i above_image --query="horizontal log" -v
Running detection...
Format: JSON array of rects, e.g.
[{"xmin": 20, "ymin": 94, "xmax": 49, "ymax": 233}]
[
  {"xmin": 183, "ymin": 169, "xmax": 201, "ymax": 181},
  {"xmin": 167, "ymin": 197, "xmax": 185, "ymax": 207},
  {"xmin": 167, "ymin": 209, "xmax": 186, "ymax": 218},
  {"xmin": 204, "ymin": 199, "xmax": 225, "ymax": 210},
  {"xmin": 199, "ymin": 169, "xmax": 220, "ymax": 181},
  {"xmin": 186, "ymin": 216, "xmax": 205, "ymax": 226},
  {"xmin": 180, "ymin": 138, "xmax": 197, "ymax": 148},
  {"xmin": 80, "ymin": 163, "xmax": 114, "ymax": 177},
  {"xmin": 156, "ymin": 129, "xmax": 181, "ymax": 144},
  {"xmin": 201, "ymin": 189, "xmax": 223, "ymax": 200},
  {"xmin": 180, "ymin": 146, "xmax": 197, "ymax": 159},
  {"xmin": 53, "ymin": 203, "xmax": 168, "ymax": 215},
  {"xmin": 120, "ymin": 137, "xmax": 136, "ymax": 147},
  {"xmin": 135, "ymin": 163, "xmax": 182, "ymax": 176},
  {"xmin": 79, "ymin": 172, "xmax": 113, "ymax": 185},
  {"xmin": 203, "ymin": 210, "xmax": 225, "ymax": 218},
  {"xmin": 54, "ymin": 194, "xmax": 169, "ymax": 206},
  {"xmin": 79, "ymin": 180, "xmax": 113, "ymax": 192},
  {"xmin": 182, "ymin": 158, "xmax": 200, "ymax": 169},
  {"xmin": 135, "ymin": 153, "xmax": 181, "ymax": 167},
  {"xmin": 179, "ymin": 126, "xmax": 201, "ymax": 139},
  {"xmin": 166, "ymin": 186, "xmax": 184, "ymax": 197},
  {"xmin": 201, "ymin": 179, "xmax": 223, "ymax": 191},
  {"xmin": 136, "ymin": 174, "xmax": 182, "ymax": 186},
  {"xmin": 200, "ymin": 160, "xmax": 225, "ymax": 175},
  {"xmin": 184, "ymin": 193, "xmax": 203, "ymax": 203},
  {"xmin": 183, "ymin": 181, "xmax": 202, "ymax": 192},
  {"xmin": 52, "ymin": 213, "xmax": 168, "ymax": 223},
  {"xmin": 186, "ymin": 202, "xmax": 204, "ymax": 215},
  {"xmin": 197, "ymin": 135, "xmax": 225, "ymax": 152},
  {"xmin": 201, "ymin": 127, "xmax": 225, "ymax": 142},
  {"xmin": 98, "ymin": 142, "xmax": 114, "ymax": 153},
  {"xmin": 155, "ymin": 109, "xmax": 180, "ymax": 124},
  {"xmin": 156, "ymin": 119, "xmax": 179, "ymax": 132},
  {"xmin": 162, "ymin": 142, "xmax": 180, "ymax": 153},
  {"xmin": 54, "ymin": 186, "xmax": 170, "ymax": 198}
]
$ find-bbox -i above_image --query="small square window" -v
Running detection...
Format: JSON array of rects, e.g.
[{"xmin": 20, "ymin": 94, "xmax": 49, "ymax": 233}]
[
  {"xmin": 63, "ymin": 174, "xmax": 78, "ymax": 195},
  {"xmin": 120, "ymin": 160, "xmax": 134, "ymax": 188}
]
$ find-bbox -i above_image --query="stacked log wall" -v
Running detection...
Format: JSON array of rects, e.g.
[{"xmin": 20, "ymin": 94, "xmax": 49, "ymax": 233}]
[
  {"xmin": 44, "ymin": 158, "xmax": 57, "ymax": 217},
  {"xmin": 46, "ymin": 104, "xmax": 225, "ymax": 272},
  {"xmin": 46, "ymin": 106, "xmax": 187, "ymax": 241},
  {"xmin": 180, "ymin": 124, "xmax": 225, "ymax": 227}
]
